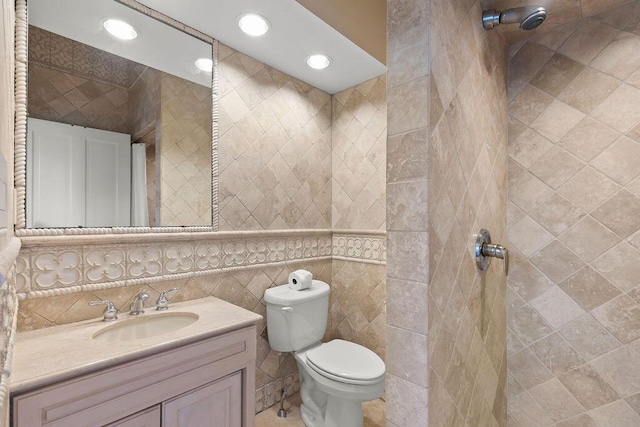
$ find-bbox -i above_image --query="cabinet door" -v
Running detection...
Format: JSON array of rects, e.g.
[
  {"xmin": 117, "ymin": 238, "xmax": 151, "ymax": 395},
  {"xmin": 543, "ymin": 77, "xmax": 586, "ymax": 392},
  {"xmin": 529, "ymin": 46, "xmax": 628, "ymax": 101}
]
[
  {"xmin": 163, "ymin": 372, "xmax": 242, "ymax": 427},
  {"xmin": 105, "ymin": 405, "xmax": 161, "ymax": 427}
]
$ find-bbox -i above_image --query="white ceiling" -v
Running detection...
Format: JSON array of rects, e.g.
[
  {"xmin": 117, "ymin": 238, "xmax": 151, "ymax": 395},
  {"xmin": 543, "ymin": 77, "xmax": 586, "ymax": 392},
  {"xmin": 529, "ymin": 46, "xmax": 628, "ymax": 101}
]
[
  {"xmin": 139, "ymin": 0, "xmax": 386, "ymax": 94},
  {"xmin": 29, "ymin": 0, "xmax": 213, "ymax": 87}
]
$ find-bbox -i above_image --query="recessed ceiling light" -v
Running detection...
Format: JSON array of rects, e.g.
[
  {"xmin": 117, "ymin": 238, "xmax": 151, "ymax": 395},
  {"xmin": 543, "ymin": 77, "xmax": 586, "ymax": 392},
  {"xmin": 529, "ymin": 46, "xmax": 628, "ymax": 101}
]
[
  {"xmin": 238, "ymin": 13, "xmax": 270, "ymax": 36},
  {"xmin": 306, "ymin": 54, "xmax": 331, "ymax": 70},
  {"xmin": 195, "ymin": 58, "xmax": 213, "ymax": 72},
  {"xmin": 103, "ymin": 19, "xmax": 138, "ymax": 40}
]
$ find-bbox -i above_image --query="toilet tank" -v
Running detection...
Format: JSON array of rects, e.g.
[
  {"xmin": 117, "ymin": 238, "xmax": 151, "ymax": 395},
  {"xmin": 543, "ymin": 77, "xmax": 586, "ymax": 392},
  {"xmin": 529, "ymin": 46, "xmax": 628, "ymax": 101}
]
[{"xmin": 264, "ymin": 280, "xmax": 330, "ymax": 352}]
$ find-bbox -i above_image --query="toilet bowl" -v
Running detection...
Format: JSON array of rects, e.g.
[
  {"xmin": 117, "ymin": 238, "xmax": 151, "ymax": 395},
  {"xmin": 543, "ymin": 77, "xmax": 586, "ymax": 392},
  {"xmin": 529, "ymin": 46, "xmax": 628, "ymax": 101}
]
[
  {"xmin": 264, "ymin": 280, "xmax": 385, "ymax": 427},
  {"xmin": 295, "ymin": 340, "xmax": 385, "ymax": 427}
]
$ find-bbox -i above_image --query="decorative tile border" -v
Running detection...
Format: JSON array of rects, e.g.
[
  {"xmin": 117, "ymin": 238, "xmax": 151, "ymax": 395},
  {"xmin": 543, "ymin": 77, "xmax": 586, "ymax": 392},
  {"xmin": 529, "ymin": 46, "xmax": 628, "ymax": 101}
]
[
  {"xmin": 332, "ymin": 230, "xmax": 386, "ymax": 264},
  {"xmin": 16, "ymin": 230, "xmax": 385, "ymax": 299},
  {"xmin": 16, "ymin": 230, "xmax": 333, "ymax": 298}
]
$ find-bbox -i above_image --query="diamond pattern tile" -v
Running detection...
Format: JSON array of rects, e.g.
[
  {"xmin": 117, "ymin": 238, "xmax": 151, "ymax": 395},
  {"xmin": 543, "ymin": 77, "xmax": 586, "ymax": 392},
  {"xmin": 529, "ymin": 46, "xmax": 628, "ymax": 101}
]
[
  {"xmin": 508, "ymin": 5, "xmax": 640, "ymax": 424},
  {"xmin": 217, "ymin": 46, "xmax": 332, "ymax": 230}
]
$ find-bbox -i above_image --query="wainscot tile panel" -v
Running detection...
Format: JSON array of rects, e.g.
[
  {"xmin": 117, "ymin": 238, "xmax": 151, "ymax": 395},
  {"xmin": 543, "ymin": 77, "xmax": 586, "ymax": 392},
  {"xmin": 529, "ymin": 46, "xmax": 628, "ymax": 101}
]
[{"xmin": 507, "ymin": 2, "xmax": 640, "ymax": 425}]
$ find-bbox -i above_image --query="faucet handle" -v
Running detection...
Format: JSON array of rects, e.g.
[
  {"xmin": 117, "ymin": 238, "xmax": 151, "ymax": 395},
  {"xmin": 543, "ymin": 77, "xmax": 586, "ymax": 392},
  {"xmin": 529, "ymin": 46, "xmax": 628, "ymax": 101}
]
[
  {"xmin": 156, "ymin": 288, "xmax": 179, "ymax": 311},
  {"xmin": 89, "ymin": 300, "xmax": 118, "ymax": 322}
]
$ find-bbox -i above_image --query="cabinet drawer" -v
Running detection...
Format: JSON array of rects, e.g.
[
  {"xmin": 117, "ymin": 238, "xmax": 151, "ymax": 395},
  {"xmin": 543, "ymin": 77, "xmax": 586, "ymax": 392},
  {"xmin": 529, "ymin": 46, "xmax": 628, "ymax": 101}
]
[
  {"xmin": 105, "ymin": 406, "xmax": 161, "ymax": 427},
  {"xmin": 12, "ymin": 326, "xmax": 255, "ymax": 427}
]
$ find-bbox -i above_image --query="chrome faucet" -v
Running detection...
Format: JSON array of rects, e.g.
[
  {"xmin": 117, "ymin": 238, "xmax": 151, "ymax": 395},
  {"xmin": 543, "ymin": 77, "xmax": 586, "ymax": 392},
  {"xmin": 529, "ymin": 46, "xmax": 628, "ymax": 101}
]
[
  {"xmin": 130, "ymin": 291, "xmax": 149, "ymax": 315},
  {"xmin": 156, "ymin": 288, "xmax": 179, "ymax": 311},
  {"xmin": 89, "ymin": 300, "xmax": 118, "ymax": 322}
]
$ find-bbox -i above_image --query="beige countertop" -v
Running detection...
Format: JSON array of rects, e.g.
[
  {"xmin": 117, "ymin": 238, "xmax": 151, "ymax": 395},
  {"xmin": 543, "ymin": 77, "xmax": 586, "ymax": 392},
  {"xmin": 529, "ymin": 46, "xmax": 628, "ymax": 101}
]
[{"xmin": 10, "ymin": 296, "xmax": 262, "ymax": 394}]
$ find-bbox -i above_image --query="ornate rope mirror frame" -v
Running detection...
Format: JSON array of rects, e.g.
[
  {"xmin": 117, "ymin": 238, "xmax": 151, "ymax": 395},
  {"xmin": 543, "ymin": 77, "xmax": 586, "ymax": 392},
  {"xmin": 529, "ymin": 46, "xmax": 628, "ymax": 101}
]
[{"xmin": 13, "ymin": 0, "xmax": 219, "ymax": 236}]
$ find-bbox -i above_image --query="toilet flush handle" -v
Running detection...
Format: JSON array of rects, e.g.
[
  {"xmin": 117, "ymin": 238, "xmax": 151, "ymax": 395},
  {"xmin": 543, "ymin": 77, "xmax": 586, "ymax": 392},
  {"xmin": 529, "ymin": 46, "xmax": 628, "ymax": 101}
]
[{"xmin": 282, "ymin": 306, "xmax": 293, "ymax": 312}]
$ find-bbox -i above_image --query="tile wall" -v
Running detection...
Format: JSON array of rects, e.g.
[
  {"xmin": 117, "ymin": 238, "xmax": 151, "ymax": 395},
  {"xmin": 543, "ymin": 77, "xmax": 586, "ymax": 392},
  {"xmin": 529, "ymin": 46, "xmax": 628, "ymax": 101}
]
[
  {"xmin": 159, "ymin": 73, "xmax": 212, "ymax": 226},
  {"xmin": 506, "ymin": 2, "xmax": 640, "ymax": 426},
  {"xmin": 27, "ymin": 26, "xmax": 135, "ymax": 134},
  {"xmin": 217, "ymin": 44, "xmax": 332, "ymax": 231},
  {"xmin": 386, "ymin": 0, "xmax": 508, "ymax": 425},
  {"xmin": 332, "ymin": 75, "xmax": 387, "ymax": 230}
]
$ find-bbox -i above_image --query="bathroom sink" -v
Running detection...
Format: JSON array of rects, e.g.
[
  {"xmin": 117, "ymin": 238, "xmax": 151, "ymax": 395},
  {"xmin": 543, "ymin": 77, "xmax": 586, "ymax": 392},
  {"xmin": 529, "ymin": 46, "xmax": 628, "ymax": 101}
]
[{"xmin": 92, "ymin": 312, "xmax": 199, "ymax": 343}]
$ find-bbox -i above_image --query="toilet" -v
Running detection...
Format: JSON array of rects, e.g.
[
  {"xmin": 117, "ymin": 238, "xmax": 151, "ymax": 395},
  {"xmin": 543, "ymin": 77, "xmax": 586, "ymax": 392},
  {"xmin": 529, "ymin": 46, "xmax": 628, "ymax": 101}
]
[{"xmin": 264, "ymin": 280, "xmax": 385, "ymax": 427}]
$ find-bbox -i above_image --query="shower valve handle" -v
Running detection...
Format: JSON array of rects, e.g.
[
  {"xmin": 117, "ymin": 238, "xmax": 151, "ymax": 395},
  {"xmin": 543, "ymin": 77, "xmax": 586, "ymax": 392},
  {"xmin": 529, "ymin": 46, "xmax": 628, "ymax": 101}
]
[{"xmin": 475, "ymin": 229, "xmax": 509, "ymax": 276}]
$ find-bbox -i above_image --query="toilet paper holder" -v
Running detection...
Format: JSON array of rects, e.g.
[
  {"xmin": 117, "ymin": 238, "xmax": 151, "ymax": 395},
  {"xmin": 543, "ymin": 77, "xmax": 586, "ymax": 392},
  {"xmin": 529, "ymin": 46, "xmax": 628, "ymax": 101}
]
[{"xmin": 475, "ymin": 229, "xmax": 509, "ymax": 276}]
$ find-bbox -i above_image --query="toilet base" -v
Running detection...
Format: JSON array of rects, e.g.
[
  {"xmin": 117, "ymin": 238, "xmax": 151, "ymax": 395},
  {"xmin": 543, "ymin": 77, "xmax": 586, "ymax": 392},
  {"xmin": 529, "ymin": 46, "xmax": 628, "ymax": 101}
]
[{"xmin": 324, "ymin": 396, "xmax": 363, "ymax": 427}]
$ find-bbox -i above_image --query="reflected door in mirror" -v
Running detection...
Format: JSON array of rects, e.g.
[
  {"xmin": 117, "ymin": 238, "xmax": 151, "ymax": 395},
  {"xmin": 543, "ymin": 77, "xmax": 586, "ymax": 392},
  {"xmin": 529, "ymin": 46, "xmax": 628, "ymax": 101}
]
[{"xmin": 26, "ymin": 118, "xmax": 131, "ymax": 228}]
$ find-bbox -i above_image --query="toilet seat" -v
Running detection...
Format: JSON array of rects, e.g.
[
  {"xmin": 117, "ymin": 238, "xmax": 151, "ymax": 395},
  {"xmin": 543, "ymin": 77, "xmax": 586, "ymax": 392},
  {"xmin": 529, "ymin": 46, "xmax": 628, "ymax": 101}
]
[{"xmin": 305, "ymin": 339, "xmax": 385, "ymax": 386}]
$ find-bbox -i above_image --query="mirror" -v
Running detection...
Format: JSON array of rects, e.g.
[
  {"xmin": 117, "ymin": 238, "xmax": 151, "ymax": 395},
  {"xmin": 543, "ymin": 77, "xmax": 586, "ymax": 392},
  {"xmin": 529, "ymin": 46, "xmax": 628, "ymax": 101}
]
[{"xmin": 23, "ymin": 0, "xmax": 214, "ymax": 228}]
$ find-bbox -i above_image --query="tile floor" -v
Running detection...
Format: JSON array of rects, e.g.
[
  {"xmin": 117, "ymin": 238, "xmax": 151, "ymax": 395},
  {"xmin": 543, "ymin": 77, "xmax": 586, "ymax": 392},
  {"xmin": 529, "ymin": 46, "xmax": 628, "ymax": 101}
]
[{"xmin": 255, "ymin": 393, "xmax": 385, "ymax": 426}]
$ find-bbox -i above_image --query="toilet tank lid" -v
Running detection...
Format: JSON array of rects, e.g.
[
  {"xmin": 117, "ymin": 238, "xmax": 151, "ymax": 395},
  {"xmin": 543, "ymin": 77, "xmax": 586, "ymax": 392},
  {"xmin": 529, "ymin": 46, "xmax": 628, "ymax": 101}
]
[{"xmin": 264, "ymin": 280, "xmax": 330, "ymax": 305}]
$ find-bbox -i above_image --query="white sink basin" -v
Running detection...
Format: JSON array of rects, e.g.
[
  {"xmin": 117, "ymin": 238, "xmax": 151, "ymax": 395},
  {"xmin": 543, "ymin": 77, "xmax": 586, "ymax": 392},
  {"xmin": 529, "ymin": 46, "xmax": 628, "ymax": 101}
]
[{"xmin": 92, "ymin": 312, "xmax": 199, "ymax": 343}]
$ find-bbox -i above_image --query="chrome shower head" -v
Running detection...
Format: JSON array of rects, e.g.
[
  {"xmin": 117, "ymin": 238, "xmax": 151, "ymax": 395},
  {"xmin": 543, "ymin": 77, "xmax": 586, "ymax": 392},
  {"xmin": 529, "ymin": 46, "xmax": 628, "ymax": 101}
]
[{"xmin": 482, "ymin": 6, "xmax": 548, "ymax": 31}]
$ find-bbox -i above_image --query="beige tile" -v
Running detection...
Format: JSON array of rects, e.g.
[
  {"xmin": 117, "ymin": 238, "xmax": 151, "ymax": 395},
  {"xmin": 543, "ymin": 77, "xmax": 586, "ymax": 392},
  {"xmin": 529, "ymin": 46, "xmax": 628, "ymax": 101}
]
[
  {"xmin": 591, "ymin": 347, "xmax": 640, "ymax": 397},
  {"xmin": 592, "ymin": 190, "xmax": 640, "ymax": 238},
  {"xmin": 508, "ymin": 254, "xmax": 553, "ymax": 302},
  {"xmin": 592, "ymin": 137, "xmax": 640, "ymax": 185},
  {"xmin": 530, "ymin": 333, "xmax": 585, "ymax": 376},
  {"xmin": 558, "ymin": 68, "xmax": 620, "ymax": 114},
  {"xmin": 509, "ymin": 84, "xmax": 555, "ymax": 125},
  {"xmin": 529, "ymin": 146, "xmax": 584, "ymax": 189},
  {"xmin": 591, "ymin": 84, "xmax": 640, "ymax": 132},
  {"xmin": 530, "ymin": 193, "xmax": 585, "ymax": 236},
  {"xmin": 559, "ymin": 266, "xmax": 621, "ymax": 311},
  {"xmin": 385, "ymin": 374, "xmax": 428, "ymax": 427},
  {"xmin": 589, "ymin": 399, "xmax": 640, "ymax": 427},
  {"xmin": 386, "ymin": 180, "xmax": 427, "ymax": 231},
  {"xmin": 508, "ymin": 216, "xmax": 554, "ymax": 257},
  {"xmin": 592, "ymin": 242, "xmax": 640, "ymax": 292},
  {"xmin": 386, "ymin": 278, "xmax": 427, "ymax": 335},
  {"xmin": 557, "ymin": 166, "xmax": 620, "ymax": 212},
  {"xmin": 530, "ymin": 53, "xmax": 585, "ymax": 97},
  {"xmin": 529, "ymin": 378, "xmax": 585, "ymax": 422},
  {"xmin": 592, "ymin": 294, "xmax": 640, "ymax": 343},
  {"xmin": 558, "ymin": 19, "xmax": 620, "ymax": 64},
  {"xmin": 387, "ymin": 76, "xmax": 428, "ymax": 135},
  {"xmin": 508, "ymin": 128, "xmax": 554, "ymax": 169},
  {"xmin": 530, "ymin": 100, "xmax": 585, "ymax": 143},
  {"xmin": 386, "ymin": 326, "xmax": 428, "ymax": 387},
  {"xmin": 509, "ymin": 347, "xmax": 554, "ymax": 389},
  {"xmin": 509, "ymin": 172, "xmax": 554, "ymax": 213},
  {"xmin": 560, "ymin": 117, "xmax": 620, "ymax": 162},
  {"xmin": 530, "ymin": 286, "xmax": 585, "ymax": 329},
  {"xmin": 559, "ymin": 314, "xmax": 621, "ymax": 361},
  {"xmin": 590, "ymin": 32, "xmax": 640, "ymax": 80},
  {"xmin": 508, "ymin": 305, "xmax": 554, "ymax": 346},
  {"xmin": 386, "ymin": 129, "xmax": 428, "ymax": 182},
  {"xmin": 509, "ymin": 391, "xmax": 554, "ymax": 427},
  {"xmin": 559, "ymin": 216, "xmax": 620, "ymax": 262},
  {"xmin": 559, "ymin": 365, "xmax": 620, "ymax": 410},
  {"xmin": 530, "ymin": 240, "xmax": 585, "ymax": 283},
  {"xmin": 386, "ymin": 231, "xmax": 428, "ymax": 282},
  {"xmin": 556, "ymin": 413, "xmax": 598, "ymax": 427}
]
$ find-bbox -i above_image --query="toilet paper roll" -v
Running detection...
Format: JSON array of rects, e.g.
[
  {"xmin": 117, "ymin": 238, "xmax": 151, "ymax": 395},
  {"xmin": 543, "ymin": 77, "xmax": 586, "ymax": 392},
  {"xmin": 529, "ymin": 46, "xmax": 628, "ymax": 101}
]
[{"xmin": 288, "ymin": 269, "xmax": 312, "ymax": 291}]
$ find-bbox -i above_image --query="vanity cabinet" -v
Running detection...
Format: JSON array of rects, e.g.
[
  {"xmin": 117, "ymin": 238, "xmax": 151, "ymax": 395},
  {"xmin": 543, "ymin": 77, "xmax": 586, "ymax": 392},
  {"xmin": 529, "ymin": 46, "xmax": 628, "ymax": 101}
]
[
  {"xmin": 11, "ymin": 326, "xmax": 255, "ymax": 427},
  {"xmin": 106, "ymin": 406, "xmax": 161, "ymax": 427}
]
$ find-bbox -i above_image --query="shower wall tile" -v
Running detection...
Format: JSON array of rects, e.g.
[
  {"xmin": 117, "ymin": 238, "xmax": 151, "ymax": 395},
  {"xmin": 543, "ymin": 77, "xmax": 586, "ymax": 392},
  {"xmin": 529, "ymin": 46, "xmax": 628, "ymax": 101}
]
[
  {"xmin": 391, "ymin": 0, "xmax": 508, "ymax": 423},
  {"xmin": 507, "ymin": 3, "xmax": 640, "ymax": 424}
]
